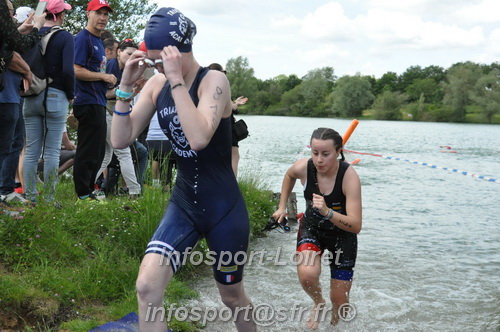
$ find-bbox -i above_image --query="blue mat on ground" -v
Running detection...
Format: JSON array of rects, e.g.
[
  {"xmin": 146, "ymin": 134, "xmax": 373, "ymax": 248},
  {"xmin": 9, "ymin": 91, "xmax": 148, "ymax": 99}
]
[
  {"xmin": 88, "ymin": 312, "xmax": 174, "ymax": 331},
  {"xmin": 88, "ymin": 312, "xmax": 139, "ymax": 331}
]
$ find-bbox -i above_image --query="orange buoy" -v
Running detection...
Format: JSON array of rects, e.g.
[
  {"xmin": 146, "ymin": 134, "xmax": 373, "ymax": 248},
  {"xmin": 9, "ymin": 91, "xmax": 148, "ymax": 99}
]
[
  {"xmin": 350, "ymin": 158, "xmax": 361, "ymax": 165},
  {"xmin": 342, "ymin": 119, "xmax": 359, "ymax": 146}
]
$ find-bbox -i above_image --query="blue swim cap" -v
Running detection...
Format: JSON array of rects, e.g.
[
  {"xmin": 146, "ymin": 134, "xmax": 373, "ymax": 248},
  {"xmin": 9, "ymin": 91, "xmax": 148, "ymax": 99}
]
[{"xmin": 144, "ymin": 7, "xmax": 197, "ymax": 52}]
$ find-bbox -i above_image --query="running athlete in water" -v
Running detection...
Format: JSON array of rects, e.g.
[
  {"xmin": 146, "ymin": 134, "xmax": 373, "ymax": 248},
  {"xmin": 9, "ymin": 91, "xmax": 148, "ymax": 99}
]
[
  {"xmin": 273, "ymin": 128, "xmax": 362, "ymax": 329},
  {"xmin": 111, "ymin": 7, "xmax": 255, "ymax": 332}
]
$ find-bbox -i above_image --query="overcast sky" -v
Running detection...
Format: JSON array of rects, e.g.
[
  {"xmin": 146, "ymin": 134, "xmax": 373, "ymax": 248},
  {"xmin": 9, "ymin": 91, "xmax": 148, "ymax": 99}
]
[{"xmin": 155, "ymin": 0, "xmax": 500, "ymax": 80}]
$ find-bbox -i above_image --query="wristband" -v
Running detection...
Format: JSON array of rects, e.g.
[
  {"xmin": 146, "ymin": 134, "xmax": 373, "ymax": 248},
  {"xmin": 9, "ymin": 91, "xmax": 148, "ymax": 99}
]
[
  {"xmin": 116, "ymin": 95, "xmax": 133, "ymax": 103},
  {"xmin": 171, "ymin": 83, "xmax": 185, "ymax": 90},
  {"xmin": 323, "ymin": 209, "xmax": 334, "ymax": 221},
  {"xmin": 113, "ymin": 106, "xmax": 132, "ymax": 116},
  {"xmin": 115, "ymin": 88, "xmax": 133, "ymax": 99}
]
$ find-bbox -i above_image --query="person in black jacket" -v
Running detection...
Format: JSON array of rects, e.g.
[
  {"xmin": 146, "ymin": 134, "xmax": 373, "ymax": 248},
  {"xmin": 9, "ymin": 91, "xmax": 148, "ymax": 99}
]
[{"xmin": 0, "ymin": 0, "xmax": 45, "ymax": 207}]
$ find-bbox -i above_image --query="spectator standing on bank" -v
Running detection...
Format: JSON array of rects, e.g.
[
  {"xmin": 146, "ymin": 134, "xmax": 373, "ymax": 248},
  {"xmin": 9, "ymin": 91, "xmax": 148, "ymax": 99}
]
[
  {"xmin": 96, "ymin": 38, "xmax": 141, "ymax": 198},
  {"xmin": 0, "ymin": 0, "xmax": 45, "ymax": 207},
  {"xmin": 22, "ymin": 0, "xmax": 74, "ymax": 204},
  {"xmin": 102, "ymin": 37, "xmax": 118, "ymax": 61},
  {"xmin": 72, "ymin": 0, "xmax": 116, "ymax": 201}
]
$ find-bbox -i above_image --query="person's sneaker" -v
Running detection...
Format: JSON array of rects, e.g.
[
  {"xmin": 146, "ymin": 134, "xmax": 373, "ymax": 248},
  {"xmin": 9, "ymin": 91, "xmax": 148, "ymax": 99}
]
[
  {"xmin": 3, "ymin": 192, "xmax": 29, "ymax": 204},
  {"xmin": 14, "ymin": 186, "xmax": 23, "ymax": 194},
  {"xmin": 92, "ymin": 189, "xmax": 106, "ymax": 200},
  {"xmin": 76, "ymin": 194, "xmax": 106, "ymax": 206}
]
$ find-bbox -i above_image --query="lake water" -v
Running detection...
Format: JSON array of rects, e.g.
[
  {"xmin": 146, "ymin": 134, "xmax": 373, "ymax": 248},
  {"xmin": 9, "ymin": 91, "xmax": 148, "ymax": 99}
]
[{"xmin": 188, "ymin": 116, "xmax": 500, "ymax": 331}]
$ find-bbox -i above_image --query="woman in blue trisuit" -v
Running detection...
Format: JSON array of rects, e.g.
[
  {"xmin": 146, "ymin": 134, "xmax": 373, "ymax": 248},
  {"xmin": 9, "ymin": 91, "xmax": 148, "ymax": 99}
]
[
  {"xmin": 111, "ymin": 7, "xmax": 256, "ymax": 332},
  {"xmin": 273, "ymin": 128, "xmax": 362, "ymax": 329}
]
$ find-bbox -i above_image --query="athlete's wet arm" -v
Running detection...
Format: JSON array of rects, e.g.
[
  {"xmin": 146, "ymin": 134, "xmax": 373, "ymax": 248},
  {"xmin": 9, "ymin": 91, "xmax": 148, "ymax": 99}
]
[
  {"xmin": 111, "ymin": 75, "xmax": 158, "ymax": 149},
  {"xmin": 325, "ymin": 167, "xmax": 362, "ymax": 234},
  {"xmin": 273, "ymin": 159, "xmax": 308, "ymax": 221},
  {"xmin": 174, "ymin": 71, "xmax": 231, "ymax": 151}
]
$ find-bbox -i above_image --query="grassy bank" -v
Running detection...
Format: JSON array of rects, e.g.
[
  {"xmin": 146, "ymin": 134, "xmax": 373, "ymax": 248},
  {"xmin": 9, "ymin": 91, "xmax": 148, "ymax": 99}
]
[{"xmin": 0, "ymin": 176, "xmax": 275, "ymax": 331}]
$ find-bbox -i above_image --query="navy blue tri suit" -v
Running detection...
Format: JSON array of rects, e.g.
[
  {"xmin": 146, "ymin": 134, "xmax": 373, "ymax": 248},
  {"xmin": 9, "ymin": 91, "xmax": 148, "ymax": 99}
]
[
  {"xmin": 146, "ymin": 67, "xmax": 250, "ymax": 285},
  {"xmin": 297, "ymin": 159, "xmax": 357, "ymax": 281}
]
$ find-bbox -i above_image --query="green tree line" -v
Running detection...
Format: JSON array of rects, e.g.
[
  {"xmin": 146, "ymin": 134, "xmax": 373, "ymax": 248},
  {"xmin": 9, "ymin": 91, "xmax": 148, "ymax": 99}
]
[
  {"xmin": 228, "ymin": 56, "xmax": 500, "ymax": 124},
  {"xmin": 13, "ymin": 0, "xmax": 498, "ymax": 124}
]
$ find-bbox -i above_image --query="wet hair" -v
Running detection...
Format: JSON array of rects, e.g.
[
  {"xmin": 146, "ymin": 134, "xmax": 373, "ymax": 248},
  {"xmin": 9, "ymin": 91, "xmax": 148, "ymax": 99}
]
[
  {"xmin": 118, "ymin": 38, "xmax": 138, "ymax": 51},
  {"xmin": 310, "ymin": 127, "xmax": 345, "ymax": 161},
  {"xmin": 103, "ymin": 38, "xmax": 119, "ymax": 50}
]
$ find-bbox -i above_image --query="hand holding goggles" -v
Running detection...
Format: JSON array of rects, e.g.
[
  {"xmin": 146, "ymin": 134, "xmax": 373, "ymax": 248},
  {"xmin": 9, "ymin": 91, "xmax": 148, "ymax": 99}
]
[
  {"xmin": 262, "ymin": 217, "xmax": 291, "ymax": 233},
  {"xmin": 139, "ymin": 59, "xmax": 163, "ymax": 68}
]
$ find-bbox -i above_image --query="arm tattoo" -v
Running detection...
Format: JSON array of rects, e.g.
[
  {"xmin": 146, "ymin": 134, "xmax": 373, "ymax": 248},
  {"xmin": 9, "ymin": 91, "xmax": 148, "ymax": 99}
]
[
  {"xmin": 210, "ymin": 105, "xmax": 218, "ymax": 129},
  {"xmin": 338, "ymin": 219, "xmax": 352, "ymax": 228},
  {"xmin": 213, "ymin": 86, "xmax": 223, "ymax": 100},
  {"xmin": 210, "ymin": 86, "xmax": 223, "ymax": 129}
]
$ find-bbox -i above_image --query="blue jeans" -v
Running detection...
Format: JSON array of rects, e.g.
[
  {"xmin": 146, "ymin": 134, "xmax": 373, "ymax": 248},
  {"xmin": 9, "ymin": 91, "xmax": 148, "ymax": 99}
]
[
  {"xmin": 23, "ymin": 88, "xmax": 69, "ymax": 202},
  {"xmin": 0, "ymin": 103, "xmax": 24, "ymax": 195},
  {"xmin": 132, "ymin": 140, "xmax": 148, "ymax": 187}
]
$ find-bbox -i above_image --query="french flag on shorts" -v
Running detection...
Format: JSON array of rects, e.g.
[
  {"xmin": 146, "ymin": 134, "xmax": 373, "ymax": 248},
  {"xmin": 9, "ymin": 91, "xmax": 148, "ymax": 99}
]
[{"xmin": 225, "ymin": 275, "xmax": 235, "ymax": 283}]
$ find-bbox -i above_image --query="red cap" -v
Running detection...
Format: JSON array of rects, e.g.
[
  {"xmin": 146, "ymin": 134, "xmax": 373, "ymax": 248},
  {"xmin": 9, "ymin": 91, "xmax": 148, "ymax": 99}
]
[
  {"xmin": 87, "ymin": 0, "xmax": 113, "ymax": 12},
  {"xmin": 138, "ymin": 41, "xmax": 147, "ymax": 52}
]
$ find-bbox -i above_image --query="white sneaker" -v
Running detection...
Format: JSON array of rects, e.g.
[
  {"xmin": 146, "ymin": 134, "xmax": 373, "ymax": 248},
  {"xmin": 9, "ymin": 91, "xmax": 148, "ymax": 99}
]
[
  {"xmin": 4, "ymin": 192, "xmax": 29, "ymax": 204},
  {"xmin": 92, "ymin": 189, "xmax": 106, "ymax": 200}
]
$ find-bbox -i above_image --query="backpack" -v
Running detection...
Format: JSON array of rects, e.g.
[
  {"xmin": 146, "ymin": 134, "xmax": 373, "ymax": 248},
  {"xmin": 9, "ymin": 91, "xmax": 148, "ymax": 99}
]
[{"xmin": 20, "ymin": 26, "xmax": 63, "ymax": 97}]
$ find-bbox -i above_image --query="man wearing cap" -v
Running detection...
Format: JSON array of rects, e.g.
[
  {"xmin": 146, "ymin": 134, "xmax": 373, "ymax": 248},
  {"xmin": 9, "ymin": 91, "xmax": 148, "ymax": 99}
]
[
  {"xmin": 111, "ymin": 7, "xmax": 256, "ymax": 331},
  {"xmin": 72, "ymin": 0, "xmax": 116, "ymax": 201},
  {"xmin": 22, "ymin": 0, "xmax": 75, "ymax": 204}
]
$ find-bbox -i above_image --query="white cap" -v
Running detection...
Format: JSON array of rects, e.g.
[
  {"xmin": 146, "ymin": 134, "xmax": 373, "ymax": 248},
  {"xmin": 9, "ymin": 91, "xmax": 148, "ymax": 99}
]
[{"xmin": 15, "ymin": 6, "xmax": 33, "ymax": 23}]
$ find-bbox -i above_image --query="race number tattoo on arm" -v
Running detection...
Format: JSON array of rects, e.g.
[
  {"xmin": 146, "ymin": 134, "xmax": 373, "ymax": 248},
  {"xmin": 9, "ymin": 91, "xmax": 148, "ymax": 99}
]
[
  {"xmin": 213, "ymin": 86, "xmax": 222, "ymax": 100},
  {"xmin": 210, "ymin": 105, "xmax": 218, "ymax": 129},
  {"xmin": 338, "ymin": 218, "xmax": 352, "ymax": 228},
  {"xmin": 210, "ymin": 86, "xmax": 223, "ymax": 129}
]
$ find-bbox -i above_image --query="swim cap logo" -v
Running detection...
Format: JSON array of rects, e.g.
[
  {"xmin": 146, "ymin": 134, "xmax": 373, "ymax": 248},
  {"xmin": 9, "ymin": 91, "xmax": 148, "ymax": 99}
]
[{"xmin": 168, "ymin": 14, "xmax": 190, "ymax": 45}]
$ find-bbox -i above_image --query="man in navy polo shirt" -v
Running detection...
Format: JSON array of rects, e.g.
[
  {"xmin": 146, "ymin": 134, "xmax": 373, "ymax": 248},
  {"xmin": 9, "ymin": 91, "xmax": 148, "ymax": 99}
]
[{"xmin": 73, "ymin": 0, "xmax": 116, "ymax": 201}]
